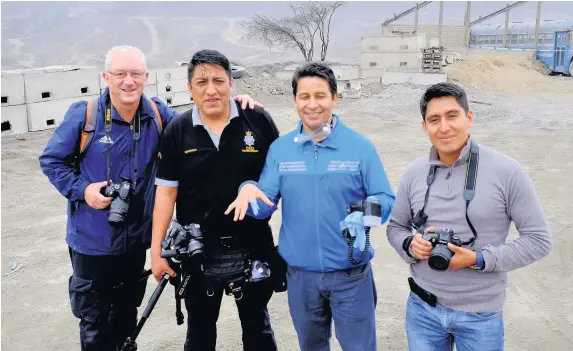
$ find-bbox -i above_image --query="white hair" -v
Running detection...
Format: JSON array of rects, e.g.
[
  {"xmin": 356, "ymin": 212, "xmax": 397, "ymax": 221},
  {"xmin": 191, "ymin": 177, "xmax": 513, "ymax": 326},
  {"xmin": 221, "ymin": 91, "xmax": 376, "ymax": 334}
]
[{"xmin": 105, "ymin": 45, "xmax": 147, "ymax": 71}]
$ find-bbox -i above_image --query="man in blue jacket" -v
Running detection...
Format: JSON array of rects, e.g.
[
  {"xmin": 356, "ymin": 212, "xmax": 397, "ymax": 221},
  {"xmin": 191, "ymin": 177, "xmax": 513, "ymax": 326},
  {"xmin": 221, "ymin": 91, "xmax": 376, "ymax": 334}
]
[
  {"xmin": 38, "ymin": 45, "xmax": 260, "ymax": 351},
  {"xmin": 225, "ymin": 61, "xmax": 396, "ymax": 351}
]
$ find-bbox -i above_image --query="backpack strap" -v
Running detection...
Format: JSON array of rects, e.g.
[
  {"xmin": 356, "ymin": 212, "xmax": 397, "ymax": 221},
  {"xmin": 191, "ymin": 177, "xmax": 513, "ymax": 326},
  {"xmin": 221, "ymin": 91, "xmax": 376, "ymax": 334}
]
[
  {"xmin": 80, "ymin": 98, "xmax": 99, "ymax": 154},
  {"xmin": 148, "ymin": 98, "xmax": 163, "ymax": 135}
]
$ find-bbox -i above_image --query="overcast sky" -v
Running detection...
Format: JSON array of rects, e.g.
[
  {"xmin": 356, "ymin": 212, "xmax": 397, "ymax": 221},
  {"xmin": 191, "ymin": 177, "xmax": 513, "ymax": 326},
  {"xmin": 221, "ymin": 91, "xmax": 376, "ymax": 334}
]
[
  {"xmin": 2, "ymin": 1, "xmax": 572, "ymax": 25},
  {"xmin": 2, "ymin": 1, "xmax": 572, "ymax": 69}
]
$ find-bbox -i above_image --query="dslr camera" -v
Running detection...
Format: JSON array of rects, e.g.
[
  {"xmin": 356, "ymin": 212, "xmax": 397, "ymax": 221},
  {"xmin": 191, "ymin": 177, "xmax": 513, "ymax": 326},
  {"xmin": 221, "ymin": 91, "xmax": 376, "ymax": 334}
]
[
  {"xmin": 161, "ymin": 219, "xmax": 206, "ymax": 273},
  {"xmin": 100, "ymin": 177, "xmax": 133, "ymax": 225},
  {"xmin": 422, "ymin": 228, "xmax": 462, "ymax": 271}
]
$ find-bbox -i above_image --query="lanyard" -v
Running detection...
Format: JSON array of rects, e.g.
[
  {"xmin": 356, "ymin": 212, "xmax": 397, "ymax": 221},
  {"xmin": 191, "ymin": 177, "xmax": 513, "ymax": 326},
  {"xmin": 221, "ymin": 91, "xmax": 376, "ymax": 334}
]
[
  {"xmin": 411, "ymin": 139, "xmax": 479, "ymax": 247},
  {"xmin": 105, "ymin": 100, "xmax": 141, "ymax": 189}
]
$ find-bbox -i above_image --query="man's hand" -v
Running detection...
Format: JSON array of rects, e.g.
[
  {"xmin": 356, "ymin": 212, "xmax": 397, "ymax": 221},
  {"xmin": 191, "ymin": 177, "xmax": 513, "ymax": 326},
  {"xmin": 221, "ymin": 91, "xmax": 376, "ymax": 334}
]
[
  {"xmin": 225, "ymin": 183, "xmax": 274, "ymax": 221},
  {"xmin": 233, "ymin": 95, "xmax": 264, "ymax": 110},
  {"xmin": 447, "ymin": 244, "xmax": 478, "ymax": 270},
  {"xmin": 84, "ymin": 181, "xmax": 112, "ymax": 210},
  {"xmin": 151, "ymin": 252, "xmax": 176, "ymax": 282},
  {"xmin": 411, "ymin": 232, "xmax": 433, "ymax": 260}
]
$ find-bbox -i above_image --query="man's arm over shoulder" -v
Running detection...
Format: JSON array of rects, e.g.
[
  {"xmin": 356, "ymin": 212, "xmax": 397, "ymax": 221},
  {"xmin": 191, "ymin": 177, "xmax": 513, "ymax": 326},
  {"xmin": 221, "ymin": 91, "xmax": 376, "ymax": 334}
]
[
  {"xmin": 38, "ymin": 101, "xmax": 91, "ymax": 201},
  {"xmin": 386, "ymin": 169, "xmax": 418, "ymax": 264},
  {"xmin": 480, "ymin": 166, "xmax": 552, "ymax": 273},
  {"xmin": 361, "ymin": 142, "xmax": 395, "ymax": 224}
]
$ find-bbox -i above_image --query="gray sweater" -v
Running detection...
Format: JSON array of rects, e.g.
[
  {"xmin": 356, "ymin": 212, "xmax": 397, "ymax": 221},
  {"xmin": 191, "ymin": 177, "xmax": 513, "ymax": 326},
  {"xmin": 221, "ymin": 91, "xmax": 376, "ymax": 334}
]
[{"xmin": 386, "ymin": 138, "xmax": 552, "ymax": 312}]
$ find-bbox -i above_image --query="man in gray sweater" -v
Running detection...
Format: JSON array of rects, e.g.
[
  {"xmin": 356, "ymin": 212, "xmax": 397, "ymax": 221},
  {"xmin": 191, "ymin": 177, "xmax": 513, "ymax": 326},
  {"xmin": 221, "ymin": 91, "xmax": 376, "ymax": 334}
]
[{"xmin": 386, "ymin": 82, "xmax": 552, "ymax": 351}]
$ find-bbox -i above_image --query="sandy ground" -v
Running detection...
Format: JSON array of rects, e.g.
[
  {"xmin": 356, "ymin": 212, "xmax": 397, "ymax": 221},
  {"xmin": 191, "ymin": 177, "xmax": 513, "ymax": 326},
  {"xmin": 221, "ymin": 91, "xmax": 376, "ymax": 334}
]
[{"xmin": 2, "ymin": 78, "xmax": 573, "ymax": 350}]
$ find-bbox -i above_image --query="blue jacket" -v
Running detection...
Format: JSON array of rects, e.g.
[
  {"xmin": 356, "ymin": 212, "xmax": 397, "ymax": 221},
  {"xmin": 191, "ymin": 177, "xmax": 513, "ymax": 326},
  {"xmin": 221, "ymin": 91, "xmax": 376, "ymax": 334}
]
[
  {"xmin": 39, "ymin": 88, "xmax": 177, "ymax": 255},
  {"xmin": 242, "ymin": 115, "xmax": 395, "ymax": 272}
]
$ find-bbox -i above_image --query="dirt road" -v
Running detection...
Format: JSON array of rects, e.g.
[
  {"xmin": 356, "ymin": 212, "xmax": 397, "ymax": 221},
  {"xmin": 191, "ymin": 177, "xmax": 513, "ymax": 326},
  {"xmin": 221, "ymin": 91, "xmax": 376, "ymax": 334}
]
[{"xmin": 2, "ymin": 84, "xmax": 572, "ymax": 350}]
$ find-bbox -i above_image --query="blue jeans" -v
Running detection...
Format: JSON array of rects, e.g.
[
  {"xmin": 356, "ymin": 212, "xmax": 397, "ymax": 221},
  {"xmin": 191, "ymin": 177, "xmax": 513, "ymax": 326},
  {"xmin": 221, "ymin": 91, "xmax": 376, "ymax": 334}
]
[
  {"xmin": 406, "ymin": 292, "xmax": 504, "ymax": 351},
  {"xmin": 286, "ymin": 263, "xmax": 377, "ymax": 351}
]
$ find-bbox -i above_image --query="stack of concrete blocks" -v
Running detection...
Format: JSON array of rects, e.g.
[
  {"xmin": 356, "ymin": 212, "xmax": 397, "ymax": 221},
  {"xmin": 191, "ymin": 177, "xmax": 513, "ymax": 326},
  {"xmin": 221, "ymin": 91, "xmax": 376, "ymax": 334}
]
[
  {"xmin": 155, "ymin": 67, "xmax": 193, "ymax": 108},
  {"xmin": 1, "ymin": 68, "xmax": 102, "ymax": 135},
  {"xmin": 1, "ymin": 73, "xmax": 28, "ymax": 135},
  {"xmin": 421, "ymin": 47, "xmax": 444, "ymax": 73}
]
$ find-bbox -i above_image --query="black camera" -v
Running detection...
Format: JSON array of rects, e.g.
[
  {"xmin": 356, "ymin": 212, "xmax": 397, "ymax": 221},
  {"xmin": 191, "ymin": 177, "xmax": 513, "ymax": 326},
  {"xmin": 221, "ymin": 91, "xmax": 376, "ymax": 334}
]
[
  {"xmin": 101, "ymin": 177, "xmax": 133, "ymax": 225},
  {"xmin": 161, "ymin": 220, "xmax": 206, "ymax": 272},
  {"xmin": 341, "ymin": 198, "xmax": 382, "ymax": 265},
  {"xmin": 422, "ymin": 228, "xmax": 462, "ymax": 271}
]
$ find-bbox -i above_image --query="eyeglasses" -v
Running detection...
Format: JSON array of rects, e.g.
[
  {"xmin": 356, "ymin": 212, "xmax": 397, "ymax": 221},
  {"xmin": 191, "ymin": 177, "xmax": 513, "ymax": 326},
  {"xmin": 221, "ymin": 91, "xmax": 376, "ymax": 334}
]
[{"xmin": 107, "ymin": 71, "xmax": 146, "ymax": 80}]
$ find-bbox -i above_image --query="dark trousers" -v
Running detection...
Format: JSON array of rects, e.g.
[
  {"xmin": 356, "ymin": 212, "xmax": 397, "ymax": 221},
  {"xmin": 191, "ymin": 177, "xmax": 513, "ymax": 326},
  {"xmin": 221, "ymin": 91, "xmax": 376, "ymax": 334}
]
[
  {"xmin": 68, "ymin": 247, "xmax": 147, "ymax": 351},
  {"xmin": 183, "ymin": 277, "xmax": 278, "ymax": 351}
]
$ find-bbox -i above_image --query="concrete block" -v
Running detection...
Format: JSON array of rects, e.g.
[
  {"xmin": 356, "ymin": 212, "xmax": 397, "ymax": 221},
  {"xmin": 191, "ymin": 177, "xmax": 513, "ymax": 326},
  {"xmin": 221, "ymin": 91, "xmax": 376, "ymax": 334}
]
[
  {"xmin": 362, "ymin": 34, "xmax": 427, "ymax": 53},
  {"xmin": 381, "ymin": 71, "xmax": 447, "ymax": 86},
  {"xmin": 1, "ymin": 73, "xmax": 26, "ymax": 106},
  {"xmin": 1, "ymin": 104, "xmax": 29, "ymax": 135},
  {"xmin": 332, "ymin": 66, "xmax": 360, "ymax": 80},
  {"xmin": 157, "ymin": 79, "xmax": 188, "ymax": 95},
  {"xmin": 155, "ymin": 67, "xmax": 187, "ymax": 82},
  {"xmin": 27, "ymin": 95, "xmax": 99, "ymax": 132},
  {"xmin": 144, "ymin": 84, "xmax": 158, "ymax": 98},
  {"xmin": 361, "ymin": 68, "xmax": 387, "ymax": 79},
  {"xmin": 361, "ymin": 52, "xmax": 421, "ymax": 70},
  {"xmin": 159, "ymin": 91, "xmax": 193, "ymax": 108},
  {"xmin": 24, "ymin": 69, "xmax": 101, "ymax": 103}
]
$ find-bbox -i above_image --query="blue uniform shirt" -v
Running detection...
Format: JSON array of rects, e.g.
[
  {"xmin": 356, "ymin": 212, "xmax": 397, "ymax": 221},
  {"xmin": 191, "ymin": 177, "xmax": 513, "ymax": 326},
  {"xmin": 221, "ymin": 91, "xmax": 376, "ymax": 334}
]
[
  {"xmin": 241, "ymin": 114, "xmax": 396, "ymax": 272},
  {"xmin": 39, "ymin": 88, "xmax": 177, "ymax": 255}
]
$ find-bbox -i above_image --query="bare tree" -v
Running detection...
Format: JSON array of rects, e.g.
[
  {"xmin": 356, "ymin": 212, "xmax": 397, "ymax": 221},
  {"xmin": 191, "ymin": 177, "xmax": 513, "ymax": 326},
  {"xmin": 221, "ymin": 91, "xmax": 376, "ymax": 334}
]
[
  {"xmin": 311, "ymin": 1, "xmax": 346, "ymax": 61},
  {"xmin": 242, "ymin": 1, "xmax": 346, "ymax": 62}
]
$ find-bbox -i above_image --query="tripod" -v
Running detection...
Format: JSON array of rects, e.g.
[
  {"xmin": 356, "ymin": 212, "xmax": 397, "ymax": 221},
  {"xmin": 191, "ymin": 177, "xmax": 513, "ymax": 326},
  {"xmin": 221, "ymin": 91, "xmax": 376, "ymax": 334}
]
[{"xmin": 121, "ymin": 267, "xmax": 187, "ymax": 351}]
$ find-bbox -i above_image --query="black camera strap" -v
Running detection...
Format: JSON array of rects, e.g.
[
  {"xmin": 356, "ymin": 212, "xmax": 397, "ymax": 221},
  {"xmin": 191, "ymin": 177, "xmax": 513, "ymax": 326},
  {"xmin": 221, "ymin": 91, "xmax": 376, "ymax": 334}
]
[
  {"xmin": 105, "ymin": 99, "xmax": 142, "ymax": 189},
  {"xmin": 414, "ymin": 139, "xmax": 479, "ymax": 246}
]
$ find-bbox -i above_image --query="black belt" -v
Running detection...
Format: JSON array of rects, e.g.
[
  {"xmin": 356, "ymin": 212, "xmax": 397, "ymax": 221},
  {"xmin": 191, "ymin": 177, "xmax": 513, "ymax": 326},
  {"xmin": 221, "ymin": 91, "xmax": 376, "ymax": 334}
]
[{"xmin": 408, "ymin": 277, "xmax": 437, "ymax": 307}]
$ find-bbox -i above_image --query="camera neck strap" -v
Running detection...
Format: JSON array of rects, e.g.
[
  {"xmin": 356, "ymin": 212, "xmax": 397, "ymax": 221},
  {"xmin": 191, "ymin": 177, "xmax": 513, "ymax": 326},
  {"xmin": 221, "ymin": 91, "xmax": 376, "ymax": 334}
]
[
  {"xmin": 419, "ymin": 139, "xmax": 479, "ymax": 246},
  {"xmin": 105, "ymin": 99, "xmax": 142, "ymax": 189}
]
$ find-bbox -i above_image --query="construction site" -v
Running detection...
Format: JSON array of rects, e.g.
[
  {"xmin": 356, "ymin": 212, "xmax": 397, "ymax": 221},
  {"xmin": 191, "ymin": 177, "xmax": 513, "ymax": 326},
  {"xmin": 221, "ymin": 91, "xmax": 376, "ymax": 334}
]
[{"xmin": 1, "ymin": 1, "xmax": 573, "ymax": 350}]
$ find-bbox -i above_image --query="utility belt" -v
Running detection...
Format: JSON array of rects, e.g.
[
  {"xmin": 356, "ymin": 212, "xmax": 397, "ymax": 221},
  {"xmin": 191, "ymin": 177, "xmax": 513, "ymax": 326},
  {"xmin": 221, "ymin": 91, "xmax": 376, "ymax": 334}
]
[
  {"xmin": 184, "ymin": 245, "xmax": 288, "ymax": 300},
  {"xmin": 408, "ymin": 277, "xmax": 437, "ymax": 307},
  {"xmin": 203, "ymin": 247, "xmax": 252, "ymax": 300}
]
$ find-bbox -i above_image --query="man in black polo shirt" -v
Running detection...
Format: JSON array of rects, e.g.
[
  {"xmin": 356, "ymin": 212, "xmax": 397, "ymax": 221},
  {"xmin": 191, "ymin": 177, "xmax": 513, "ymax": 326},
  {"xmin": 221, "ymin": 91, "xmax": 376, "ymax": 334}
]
[{"xmin": 150, "ymin": 49, "xmax": 280, "ymax": 351}]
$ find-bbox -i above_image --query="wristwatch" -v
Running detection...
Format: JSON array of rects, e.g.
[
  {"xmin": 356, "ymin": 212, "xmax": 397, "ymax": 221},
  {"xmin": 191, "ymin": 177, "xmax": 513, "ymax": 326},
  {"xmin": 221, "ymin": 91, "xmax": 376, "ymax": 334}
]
[{"xmin": 469, "ymin": 250, "xmax": 485, "ymax": 270}]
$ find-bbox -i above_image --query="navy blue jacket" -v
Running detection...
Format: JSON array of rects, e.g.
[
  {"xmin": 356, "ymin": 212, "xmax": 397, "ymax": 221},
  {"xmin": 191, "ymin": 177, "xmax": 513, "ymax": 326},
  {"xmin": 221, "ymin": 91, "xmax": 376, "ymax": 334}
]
[{"xmin": 39, "ymin": 88, "xmax": 177, "ymax": 255}]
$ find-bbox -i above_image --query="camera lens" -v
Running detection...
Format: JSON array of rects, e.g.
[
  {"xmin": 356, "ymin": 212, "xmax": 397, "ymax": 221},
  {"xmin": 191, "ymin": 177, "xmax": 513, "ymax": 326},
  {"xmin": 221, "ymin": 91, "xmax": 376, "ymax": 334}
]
[
  {"xmin": 108, "ymin": 212, "xmax": 125, "ymax": 225},
  {"xmin": 428, "ymin": 245, "xmax": 452, "ymax": 271}
]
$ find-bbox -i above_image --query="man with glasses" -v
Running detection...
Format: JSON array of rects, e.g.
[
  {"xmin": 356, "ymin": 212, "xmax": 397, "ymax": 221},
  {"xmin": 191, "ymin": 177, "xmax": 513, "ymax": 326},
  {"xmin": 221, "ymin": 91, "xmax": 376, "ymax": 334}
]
[{"xmin": 39, "ymin": 45, "xmax": 261, "ymax": 350}]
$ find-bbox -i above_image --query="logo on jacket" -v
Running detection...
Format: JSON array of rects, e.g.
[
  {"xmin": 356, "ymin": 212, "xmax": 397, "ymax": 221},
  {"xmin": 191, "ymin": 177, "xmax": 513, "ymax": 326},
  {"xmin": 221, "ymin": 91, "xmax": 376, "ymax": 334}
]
[
  {"xmin": 98, "ymin": 135, "xmax": 113, "ymax": 144},
  {"xmin": 242, "ymin": 130, "xmax": 258, "ymax": 153},
  {"xmin": 327, "ymin": 160, "xmax": 360, "ymax": 172}
]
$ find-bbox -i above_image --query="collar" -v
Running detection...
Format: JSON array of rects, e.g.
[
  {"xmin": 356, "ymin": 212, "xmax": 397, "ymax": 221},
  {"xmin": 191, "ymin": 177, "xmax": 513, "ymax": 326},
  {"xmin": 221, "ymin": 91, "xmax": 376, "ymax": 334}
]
[
  {"xmin": 101, "ymin": 87, "xmax": 154, "ymax": 122},
  {"xmin": 296, "ymin": 113, "xmax": 341, "ymax": 149},
  {"xmin": 192, "ymin": 97, "xmax": 239, "ymax": 127},
  {"xmin": 428, "ymin": 136, "xmax": 472, "ymax": 167}
]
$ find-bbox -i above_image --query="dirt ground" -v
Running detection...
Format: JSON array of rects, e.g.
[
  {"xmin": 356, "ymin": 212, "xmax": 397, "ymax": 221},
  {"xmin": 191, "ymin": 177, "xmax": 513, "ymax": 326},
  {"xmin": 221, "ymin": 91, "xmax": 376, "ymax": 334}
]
[{"xmin": 2, "ymin": 80, "xmax": 573, "ymax": 351}]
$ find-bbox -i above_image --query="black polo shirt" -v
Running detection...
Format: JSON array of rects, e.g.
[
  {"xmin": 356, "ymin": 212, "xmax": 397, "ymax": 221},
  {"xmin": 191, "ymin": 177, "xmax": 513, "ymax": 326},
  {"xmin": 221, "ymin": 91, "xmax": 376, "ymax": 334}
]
[{"xmin": 155, "ymin": 100, "xmax": 280, "ymax": 257}]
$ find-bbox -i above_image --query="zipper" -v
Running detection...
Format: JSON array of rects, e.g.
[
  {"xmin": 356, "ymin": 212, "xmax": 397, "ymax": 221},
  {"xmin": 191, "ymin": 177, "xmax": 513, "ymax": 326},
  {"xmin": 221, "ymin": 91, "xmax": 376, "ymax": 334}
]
[{"xmin": 314, "ymin": 144, "xmax": 323, "ymax": 271}]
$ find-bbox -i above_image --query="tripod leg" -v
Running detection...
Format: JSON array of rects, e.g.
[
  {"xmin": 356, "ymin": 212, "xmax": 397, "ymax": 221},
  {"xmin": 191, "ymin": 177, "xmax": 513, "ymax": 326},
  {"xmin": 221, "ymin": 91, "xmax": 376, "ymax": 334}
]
[{"xmin": 121, "ymin": 274, "xmax": 170, "ymax": 351}]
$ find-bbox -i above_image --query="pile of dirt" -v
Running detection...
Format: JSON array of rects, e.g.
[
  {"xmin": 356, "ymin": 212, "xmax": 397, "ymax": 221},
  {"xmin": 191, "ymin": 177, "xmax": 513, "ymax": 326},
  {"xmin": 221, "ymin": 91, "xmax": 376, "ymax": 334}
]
[{"xmin": 444, "ymin": 53, "xmax": 572, "ymax": 96}]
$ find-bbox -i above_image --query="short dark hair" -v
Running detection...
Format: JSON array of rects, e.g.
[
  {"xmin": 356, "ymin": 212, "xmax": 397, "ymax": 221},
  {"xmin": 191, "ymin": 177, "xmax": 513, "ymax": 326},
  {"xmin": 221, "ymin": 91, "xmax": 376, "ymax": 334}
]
[
  {"xmin": 187, "ymin": 49, "xmax": 231, "ymax": 83},
  {"xmin": 291, "ymin": 62, "xmax": 337, "ymax": 97},
  {"xmin": 420, "ymin": 82, "xmax": 469, "ymax": 120}
]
